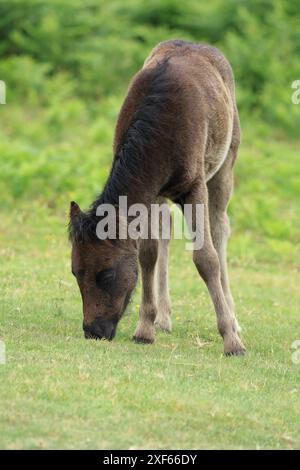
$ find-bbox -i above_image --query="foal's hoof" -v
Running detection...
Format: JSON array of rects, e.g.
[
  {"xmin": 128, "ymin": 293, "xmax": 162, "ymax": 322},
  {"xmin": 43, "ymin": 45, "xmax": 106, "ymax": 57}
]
[
  {"xmin": 154, "ymin": 316, "xmax": 172, "ymax": 333},
  {"xmin": 133, "ymin": 322, "xmax": 155, "ymax": 344},
  {"xmin": 225, "ymin": 348, "xmax": 247, "ymax": 357},
  {"xmin": 133, "ymin": 335, "xmax": 154, "ymax": 344},
  {"xmin": 224, "ymin": 335, "xmax": 246, "ymax": 356}
]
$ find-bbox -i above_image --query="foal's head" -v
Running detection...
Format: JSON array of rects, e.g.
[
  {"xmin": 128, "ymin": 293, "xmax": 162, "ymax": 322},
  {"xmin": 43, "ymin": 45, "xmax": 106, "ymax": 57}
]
[{"xmin": 69, "ymin": 202, "xmax": 138, "ymax": 340}]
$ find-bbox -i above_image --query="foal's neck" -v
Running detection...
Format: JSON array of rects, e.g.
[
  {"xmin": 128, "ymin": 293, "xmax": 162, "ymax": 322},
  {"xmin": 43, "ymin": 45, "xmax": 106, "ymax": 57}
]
[{"xmin": 92, "ymin": 154, "xmax": 161, "ymax": 214}]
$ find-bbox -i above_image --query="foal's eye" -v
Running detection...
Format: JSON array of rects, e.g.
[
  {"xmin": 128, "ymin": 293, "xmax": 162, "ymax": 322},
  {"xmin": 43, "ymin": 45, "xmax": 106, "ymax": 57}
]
[{"xmin": 95, "ymin": 268, "xmax": 116, "ymax": 289}]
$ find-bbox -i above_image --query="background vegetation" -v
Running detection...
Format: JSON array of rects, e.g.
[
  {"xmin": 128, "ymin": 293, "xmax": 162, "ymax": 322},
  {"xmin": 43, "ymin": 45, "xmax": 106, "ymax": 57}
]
[{"xmin": 0, "ymin": 0, "xmax": 299, "ymax": 449}]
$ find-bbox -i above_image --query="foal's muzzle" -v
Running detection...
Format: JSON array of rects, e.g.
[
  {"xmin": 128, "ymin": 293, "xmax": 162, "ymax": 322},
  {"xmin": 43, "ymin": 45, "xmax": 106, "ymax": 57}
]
[{"xmin": 83, "ymin": 317, "xmax": 117, "ymax": 341}]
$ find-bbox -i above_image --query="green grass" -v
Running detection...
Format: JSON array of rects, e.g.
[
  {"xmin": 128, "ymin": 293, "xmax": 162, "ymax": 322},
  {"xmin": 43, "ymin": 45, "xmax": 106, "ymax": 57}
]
[{"xmin": 1, "ymin": 203, "xmax": 300, "ymax": 450}]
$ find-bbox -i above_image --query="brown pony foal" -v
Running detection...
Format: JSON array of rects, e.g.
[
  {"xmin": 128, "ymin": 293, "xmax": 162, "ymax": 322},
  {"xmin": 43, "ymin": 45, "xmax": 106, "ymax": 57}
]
[{"xmin": 69, "ymin": 40, "xmax": 246, "ymax": 355}]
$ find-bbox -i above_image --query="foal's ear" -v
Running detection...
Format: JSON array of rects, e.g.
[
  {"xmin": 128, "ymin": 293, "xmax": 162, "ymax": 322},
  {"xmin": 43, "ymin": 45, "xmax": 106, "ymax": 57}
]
[{"xmin": 69, "ymin": 201, "xmax": 82, "ymax": 219}]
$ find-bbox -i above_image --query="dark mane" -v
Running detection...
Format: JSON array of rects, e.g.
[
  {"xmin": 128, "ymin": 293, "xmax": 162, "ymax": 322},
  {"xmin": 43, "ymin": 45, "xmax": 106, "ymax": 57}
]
[
  {"xmin": 69, "ymin": 59, "xmax": 175, "ymax": 243},
  {"xmin": 93, "ymin": 59, "xmax": 173, "ymax": 207}
]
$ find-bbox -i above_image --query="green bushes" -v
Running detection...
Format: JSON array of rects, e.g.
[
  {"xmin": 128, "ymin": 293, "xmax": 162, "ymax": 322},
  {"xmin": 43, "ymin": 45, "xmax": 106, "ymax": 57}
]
[
  {"xmin": 0, "ymin": 0, "xmax": 299, "ymax": 262},
  {"xmin": 1, "ymin": 0, "xmax": 299, "ymax": 125}
]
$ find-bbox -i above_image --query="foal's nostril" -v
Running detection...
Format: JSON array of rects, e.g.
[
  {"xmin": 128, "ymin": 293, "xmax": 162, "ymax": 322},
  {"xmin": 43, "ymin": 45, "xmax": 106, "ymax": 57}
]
[
  {"xmin": 84, "ymin": 330, "xmax": 101, "ymax": 339},
  {"xmin": 83, "ymin": 318, "xmax": 117, "ymax": 340},
  {"xmin": 83, "ymin": 321, "xmax": 103, "ymax": 339}
]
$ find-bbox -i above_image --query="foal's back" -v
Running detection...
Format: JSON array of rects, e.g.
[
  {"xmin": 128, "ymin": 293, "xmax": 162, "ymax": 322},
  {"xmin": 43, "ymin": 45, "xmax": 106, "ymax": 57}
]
[{"xmin": 114, "ymin": 40, "xmax": 238, "ymax": 198}]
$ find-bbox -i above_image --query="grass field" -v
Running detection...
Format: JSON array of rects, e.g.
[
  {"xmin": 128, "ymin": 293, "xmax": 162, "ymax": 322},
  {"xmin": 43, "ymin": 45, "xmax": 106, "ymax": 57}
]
[{"xmin": 1, "ymin": 185, "xmax": 300, "ymax": 449}]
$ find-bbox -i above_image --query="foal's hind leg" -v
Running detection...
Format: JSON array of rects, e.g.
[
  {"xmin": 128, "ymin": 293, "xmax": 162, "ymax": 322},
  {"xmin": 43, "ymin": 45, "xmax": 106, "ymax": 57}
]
[
  {"xmin": 133, "ymin": 238, "xmax": 158, "ymax": 344},
  {"xmin": 207, "ymin": 149, "xmax": 240, "ymax": 332},
  {"xmin": 184, "ymin": 181, "xmax": 246, "ymax": 355},
  {"xmin": 154, "ymin": 200, "xmax": 172, "ymax": 332},
  {"xmin": 154, "ymin": 237, "xmax": 172, "ymax": 332}
]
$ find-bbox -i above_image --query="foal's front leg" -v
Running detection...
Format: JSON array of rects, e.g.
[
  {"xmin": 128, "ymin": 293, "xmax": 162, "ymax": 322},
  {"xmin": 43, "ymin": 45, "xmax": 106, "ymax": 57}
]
[{"xmin": 133, "ymin": 238, "xmax": 158, "ymax": 344}]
